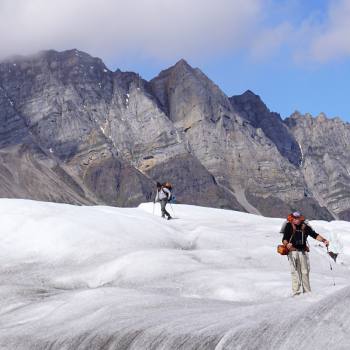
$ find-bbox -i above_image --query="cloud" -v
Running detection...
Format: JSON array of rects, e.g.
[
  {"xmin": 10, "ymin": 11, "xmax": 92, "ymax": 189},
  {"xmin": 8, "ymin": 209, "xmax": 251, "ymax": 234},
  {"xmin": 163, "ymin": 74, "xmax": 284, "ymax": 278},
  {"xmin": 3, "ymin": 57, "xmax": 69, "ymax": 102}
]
[
  {"xmin": 0, "ymin": 0, "xmax": 264, "ymax": 62},
  {"xmin": 2, "ymin": 0, "xmax": 347, "ymax": 66},
  {"xmin": 250, "ymin": 22, "xmax": 294, "ymax": 60},
  {"xmin": 307, "ymin": 0, "xmax": 350, "ymax": 62},
  {"xmin": 247, "ymin": 0, "xmax": 350, "ymax": 65}
]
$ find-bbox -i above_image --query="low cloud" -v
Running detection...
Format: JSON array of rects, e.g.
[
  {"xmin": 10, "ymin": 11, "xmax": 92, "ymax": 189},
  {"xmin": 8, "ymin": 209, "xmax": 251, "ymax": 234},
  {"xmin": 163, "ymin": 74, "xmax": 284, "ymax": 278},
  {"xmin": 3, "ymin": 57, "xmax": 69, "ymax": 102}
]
[
  {"xmin": 0, "ymin": 0, "xmax": 263, "ymax": 61},
  {"xmin": 1, "ymin": 0, "xmax": 348, "ymax": 65}
]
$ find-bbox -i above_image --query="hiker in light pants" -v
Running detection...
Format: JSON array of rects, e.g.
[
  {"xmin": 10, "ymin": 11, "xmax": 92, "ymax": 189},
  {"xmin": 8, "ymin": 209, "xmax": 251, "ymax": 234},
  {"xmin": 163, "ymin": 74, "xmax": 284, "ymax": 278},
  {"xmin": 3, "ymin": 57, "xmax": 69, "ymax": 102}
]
[
  {"xmin": 154, "ymin": 182, "xmax": 172, "ymax": 220},
  {"xmin": 288, "ymin": 251, "xmax": 311, "ymax": 294},
  {"xmin": 281, "ymin": 212, "xmax": 329, "ymax": 296}
]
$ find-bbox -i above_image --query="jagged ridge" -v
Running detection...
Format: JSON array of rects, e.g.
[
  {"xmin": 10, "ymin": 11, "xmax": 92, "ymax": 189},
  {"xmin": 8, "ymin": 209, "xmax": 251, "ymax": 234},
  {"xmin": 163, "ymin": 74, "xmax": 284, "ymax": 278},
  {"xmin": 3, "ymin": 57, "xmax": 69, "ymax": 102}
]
[{"xmin": 0, "ymin": 49, "xmax": 349, "ymax": 219}]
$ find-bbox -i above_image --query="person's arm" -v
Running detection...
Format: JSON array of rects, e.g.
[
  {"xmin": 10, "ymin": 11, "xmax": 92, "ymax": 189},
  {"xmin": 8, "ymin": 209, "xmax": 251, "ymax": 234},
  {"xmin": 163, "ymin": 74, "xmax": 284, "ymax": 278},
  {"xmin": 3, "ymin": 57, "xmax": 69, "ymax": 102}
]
[
  {"xmin": 306, "ymin": 225, "xmax": 329, "ymax": 246},
  {"xmin": 163, "ymin": 188, "xmax": 171, "ymax": 200},
  {"xmin": 315, "ymin": 234, "xmax": 329, "ymax": 246},
  {"xmin": 285, "ymin": 241, "xmax": 294, "ymax": 250}
]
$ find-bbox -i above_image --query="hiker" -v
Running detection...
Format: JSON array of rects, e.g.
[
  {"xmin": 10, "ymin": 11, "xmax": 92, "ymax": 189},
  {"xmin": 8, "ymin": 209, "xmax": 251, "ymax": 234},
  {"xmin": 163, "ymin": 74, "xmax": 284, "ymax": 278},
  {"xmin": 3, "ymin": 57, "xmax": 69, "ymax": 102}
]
[
  {"xmin": 154, "ymin": 182, "xmax": 172, "ymax": 220},
  {"xmin": 281, "ymin": 211, "xmax": 329, "ymax": 296}
]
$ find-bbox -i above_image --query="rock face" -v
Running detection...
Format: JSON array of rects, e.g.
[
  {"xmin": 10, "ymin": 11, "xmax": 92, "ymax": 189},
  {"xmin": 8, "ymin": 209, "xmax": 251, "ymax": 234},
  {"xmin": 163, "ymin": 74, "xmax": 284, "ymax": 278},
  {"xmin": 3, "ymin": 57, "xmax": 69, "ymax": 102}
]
[
  {"xmin": 0, "ymin": 50, "xmax": 242, "ymax": 211},
  {"xmin": 0, "ymin": 50, "xmax": 154, "ymax": 206},
  {"xmin": 229, "ymin": 90, "xmax": 302, "ymax": 167},
  {"xmin": 0, "ymin": 49, "xmax": 347, "ymax": 220},
  {"xmin": 285, "ymin": 112, "xmax": 350, "ymax": 220},
  {"xmin": 150, "ymin": 61, "xmax": 332, "ymax": 220}
]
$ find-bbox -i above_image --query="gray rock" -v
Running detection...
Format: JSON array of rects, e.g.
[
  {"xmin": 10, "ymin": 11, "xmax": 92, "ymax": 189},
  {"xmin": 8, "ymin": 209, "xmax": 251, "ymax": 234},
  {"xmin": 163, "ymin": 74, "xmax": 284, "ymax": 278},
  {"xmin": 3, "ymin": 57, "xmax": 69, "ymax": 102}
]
[
  {"xmin": 0, "ymin": 50, "xmax": 155, "ymax": 205},
  {"xmin": 230, "ymin": 90, "xmax": 302, "ymax": 167},
  {"xmin": 285, "ymin": 112, "xmax": 350, "ymax": 219}
]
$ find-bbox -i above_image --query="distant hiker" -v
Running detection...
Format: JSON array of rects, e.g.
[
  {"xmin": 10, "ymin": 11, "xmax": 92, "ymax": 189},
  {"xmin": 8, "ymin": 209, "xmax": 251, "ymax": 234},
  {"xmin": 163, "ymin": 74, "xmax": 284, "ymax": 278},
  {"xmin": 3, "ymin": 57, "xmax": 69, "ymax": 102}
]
[
  {"xmin": 281, "ymin": 211, "xmax": 329, "ymax": 296},
  {"xmin": 154, "ymin": 182, "xmax": 172, "ymax": 220}
]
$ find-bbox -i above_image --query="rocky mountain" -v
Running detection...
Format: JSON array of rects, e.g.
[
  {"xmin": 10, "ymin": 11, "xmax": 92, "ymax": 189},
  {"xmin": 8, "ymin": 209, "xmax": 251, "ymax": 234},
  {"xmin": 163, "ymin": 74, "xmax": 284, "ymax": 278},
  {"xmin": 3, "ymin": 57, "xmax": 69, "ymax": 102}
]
[
  {"xmin": 0, "ymin": 50, "xmax": 242, "ymax": 211},
  {"xmin": 285, "ymin": 112, "xmax": 350, "ymax": 220},
  {"xmin": 0, "ymin": 49, "xmax": 348, "ymax": 220},
  {"xmin": 150, "ymin": 61, "xmax": 332, "ymax": 219},
  {"xmin": 229, "ymin": 90, "xmax": 302, "ymax": 167}
]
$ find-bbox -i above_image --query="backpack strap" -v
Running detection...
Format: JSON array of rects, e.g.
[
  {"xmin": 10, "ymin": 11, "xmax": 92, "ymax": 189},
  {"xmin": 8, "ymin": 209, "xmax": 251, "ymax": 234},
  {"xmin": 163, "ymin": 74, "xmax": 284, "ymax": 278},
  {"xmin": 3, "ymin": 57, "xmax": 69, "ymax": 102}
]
[
  {"xmin": 285, "ymin": 223, "xmax": 296, "ymax": 243},
  {"xmin": 291, "ymin": 223, "xmax": 308, "ymax": 247},
  {"xmin": 289, "ymin": 229, "xmax": 296, "ymax": 243}
]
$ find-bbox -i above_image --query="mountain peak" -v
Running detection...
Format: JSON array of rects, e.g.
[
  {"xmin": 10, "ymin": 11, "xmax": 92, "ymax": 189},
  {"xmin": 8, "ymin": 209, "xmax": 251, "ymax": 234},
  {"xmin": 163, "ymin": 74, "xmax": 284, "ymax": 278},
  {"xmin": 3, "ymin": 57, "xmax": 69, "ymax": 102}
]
[
  {"xmin": 5, "ymin": 49, "xmax": 107, "ymax": 70},
  {"xmin": 229, "ymin": 90, "xmax": 266, "ymax": 112},
  {"xmin": 173, "ymin": 58, "xmax": 191, "ymax": 68},
  {"xmin": 242, "ymin": 89, "xmax": 258, "ymax": 97},
  {"xmin": 289, "ymin": 110, "xmax": 303, "ymax": 119},
  {"xmin": 239, "ymin": 90, "xmax": 263, "ymax": 104},
  {"xmin": 6, "ymin": 49, "xmax": 108, "ymax": 77},
  {"xmin": 153, "ymin": 59, "xmax": 194, "ymax": 81},
  {"xmin": 316, "ymin": 112, "xmax": 327, "ymax": 121}
]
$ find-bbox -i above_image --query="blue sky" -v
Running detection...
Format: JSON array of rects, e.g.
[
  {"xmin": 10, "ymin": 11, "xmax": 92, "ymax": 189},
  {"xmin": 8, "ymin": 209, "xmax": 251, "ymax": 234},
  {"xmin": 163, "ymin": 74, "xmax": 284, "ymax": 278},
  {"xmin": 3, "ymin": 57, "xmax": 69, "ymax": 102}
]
[
  {"xmin": 1, "ymin": 0, "xmax": 350, "ymax": 121},
  {"xmin": 102, "ymin": 0, "xmax": 349, "ymax": 121},
  {"xmin": 106, "ymin": 51, "xmax": 350, "ymax": 121}
]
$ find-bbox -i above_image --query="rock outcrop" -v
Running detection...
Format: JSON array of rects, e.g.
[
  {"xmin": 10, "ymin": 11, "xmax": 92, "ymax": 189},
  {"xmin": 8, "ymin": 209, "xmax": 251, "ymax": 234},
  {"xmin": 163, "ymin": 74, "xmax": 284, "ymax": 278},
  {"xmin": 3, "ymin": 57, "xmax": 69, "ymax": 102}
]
[{"xmin": 285, "ymin": 112, "xmax": 350, "ymax": 220}]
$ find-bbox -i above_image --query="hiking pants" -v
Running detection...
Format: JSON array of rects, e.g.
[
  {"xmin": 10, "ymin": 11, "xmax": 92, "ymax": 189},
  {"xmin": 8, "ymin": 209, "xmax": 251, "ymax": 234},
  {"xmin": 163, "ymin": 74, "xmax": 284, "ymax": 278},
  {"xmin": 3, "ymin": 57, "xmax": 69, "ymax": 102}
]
[
  {"xmin": 288, "ymin": 250, "xmax": 311, "ymax": 295},
  {"xmin": 160, "ymin": 199, "xmax": 171, "ymax": 218}
]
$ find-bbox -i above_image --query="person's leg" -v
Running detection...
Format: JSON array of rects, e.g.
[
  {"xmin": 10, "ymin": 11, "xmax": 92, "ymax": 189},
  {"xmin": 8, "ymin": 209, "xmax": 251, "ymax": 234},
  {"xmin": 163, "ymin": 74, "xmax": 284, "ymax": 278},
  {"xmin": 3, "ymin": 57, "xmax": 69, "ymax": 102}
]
[
  {"xmin": 288, "ymin": 251, "xmax": 302, "ymax": 295},
  {"xmin": 160, "ymin": 199, "xmax": 166, "ymax": 217},
  {"xmin": 300, "ymin": 251, "xmax": 311, "ymax": 293},
  {"xmin": 162, "ymin": 200, "xmax": 171, "ymax": 219}
]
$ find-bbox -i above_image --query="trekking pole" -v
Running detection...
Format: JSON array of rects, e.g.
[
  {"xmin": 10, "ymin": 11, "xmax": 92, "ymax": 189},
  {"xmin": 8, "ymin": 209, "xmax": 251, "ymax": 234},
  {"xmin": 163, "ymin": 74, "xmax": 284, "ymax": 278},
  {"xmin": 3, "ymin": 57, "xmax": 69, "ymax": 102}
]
[
  {"xmin": 169, "ymin": 203, "xmax": 176, "ymax": 218},
  {"xmin": 326, "ymin": 246, "xmax": 336, "ymax": 287}
]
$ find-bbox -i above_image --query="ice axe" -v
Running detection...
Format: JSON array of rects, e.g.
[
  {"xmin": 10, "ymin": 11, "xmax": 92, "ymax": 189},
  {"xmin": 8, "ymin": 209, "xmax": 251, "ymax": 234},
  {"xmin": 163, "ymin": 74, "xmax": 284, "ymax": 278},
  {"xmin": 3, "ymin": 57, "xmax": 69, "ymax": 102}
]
[{"xmin": 327, "ymin": 248, "xmax": 338, "ymax": 262}]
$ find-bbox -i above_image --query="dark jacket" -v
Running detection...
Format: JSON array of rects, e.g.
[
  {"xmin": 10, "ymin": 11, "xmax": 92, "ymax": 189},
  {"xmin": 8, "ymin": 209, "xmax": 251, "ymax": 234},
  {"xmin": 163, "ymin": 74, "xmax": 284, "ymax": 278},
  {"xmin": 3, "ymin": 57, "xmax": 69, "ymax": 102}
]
[{"xmin": 282, "ymin": 222, "xmax": 318, "ymax": 251}]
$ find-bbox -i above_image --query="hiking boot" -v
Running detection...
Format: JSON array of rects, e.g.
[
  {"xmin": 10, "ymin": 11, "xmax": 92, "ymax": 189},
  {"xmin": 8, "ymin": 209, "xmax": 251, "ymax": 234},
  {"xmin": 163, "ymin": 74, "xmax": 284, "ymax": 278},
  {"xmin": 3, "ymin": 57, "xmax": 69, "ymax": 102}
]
[{"xmin": 167, "ymin": 216, "xmax": 172, "ymax": 220}]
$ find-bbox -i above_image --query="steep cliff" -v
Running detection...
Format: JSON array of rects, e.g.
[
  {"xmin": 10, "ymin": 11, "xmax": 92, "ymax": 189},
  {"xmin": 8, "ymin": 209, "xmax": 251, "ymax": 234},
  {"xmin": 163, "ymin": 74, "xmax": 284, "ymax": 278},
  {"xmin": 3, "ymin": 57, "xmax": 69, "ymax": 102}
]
[
  {"xmin": 286, "ymin": 112, "xmax": 350, "ymax": 220},
  {"xmin": 0, "ymin": 50, "xmax": 243, "ymax": 210}
]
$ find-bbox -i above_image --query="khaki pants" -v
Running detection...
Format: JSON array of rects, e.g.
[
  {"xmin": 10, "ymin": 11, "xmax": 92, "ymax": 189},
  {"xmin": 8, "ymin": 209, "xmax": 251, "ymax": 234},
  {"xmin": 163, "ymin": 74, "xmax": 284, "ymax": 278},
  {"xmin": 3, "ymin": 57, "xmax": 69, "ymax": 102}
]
[{"xmin": 288, "ymin": 251, "xmax": 311, "ymax": 295}]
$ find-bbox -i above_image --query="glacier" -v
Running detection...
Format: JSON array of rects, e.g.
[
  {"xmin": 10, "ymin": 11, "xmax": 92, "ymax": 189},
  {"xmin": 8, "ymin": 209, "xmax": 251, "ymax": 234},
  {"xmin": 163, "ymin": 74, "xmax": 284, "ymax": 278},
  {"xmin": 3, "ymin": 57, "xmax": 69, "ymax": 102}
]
[{"xmin": 0, "ymin": 199, "xmax": 349, "ymax": 349}]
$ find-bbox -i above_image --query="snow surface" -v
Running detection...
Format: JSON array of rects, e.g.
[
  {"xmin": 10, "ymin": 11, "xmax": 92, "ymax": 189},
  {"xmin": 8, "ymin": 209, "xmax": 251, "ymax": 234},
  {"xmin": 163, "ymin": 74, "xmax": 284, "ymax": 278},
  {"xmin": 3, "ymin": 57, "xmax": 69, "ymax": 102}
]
[{"xmin": 0, "ymin": 199, "xmax": 349, "ymax": 349}]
